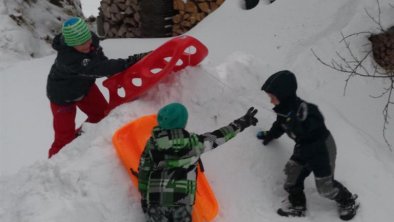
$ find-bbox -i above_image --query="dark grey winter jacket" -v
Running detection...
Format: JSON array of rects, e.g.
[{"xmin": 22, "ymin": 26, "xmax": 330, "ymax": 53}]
[
  {"xmin": 46, "ymin": 32, "xmax": 141, "ymax": 105},
  {"xmin": 262, "ymin": 71, "xmax": 330, "ymax": 165}
]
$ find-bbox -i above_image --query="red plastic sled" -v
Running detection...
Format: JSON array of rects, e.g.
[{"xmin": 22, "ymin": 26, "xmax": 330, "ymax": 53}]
[
  {"xmin": 112, "ymin": 114, "xmax": 218, "ymax": 222},
  {"xmin": 103, "ymin": 35, "xmax": 208, "ymax": 111}
]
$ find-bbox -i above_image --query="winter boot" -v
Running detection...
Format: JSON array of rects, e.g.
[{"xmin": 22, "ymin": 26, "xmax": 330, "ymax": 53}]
[
  {"xmin": 277, "ymin": 198, "xmax": 306, "ymax": 217},
  {"xmin": 337, "ymin": 194, "xmax": 360, "ymax": 221}
]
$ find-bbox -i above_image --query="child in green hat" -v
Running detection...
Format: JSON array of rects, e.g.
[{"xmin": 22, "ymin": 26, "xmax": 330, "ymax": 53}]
[
  {"xmin": 138, "ymin": 103, "xmax": 258, "ymax": 222},
  {"xmin": 47, "ymin": 17, "xmax": 151, "ymax": 158}
]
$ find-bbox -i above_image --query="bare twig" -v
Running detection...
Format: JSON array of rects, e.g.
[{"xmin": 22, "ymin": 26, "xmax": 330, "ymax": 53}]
[
  {"xmin": 311, "ymin": 0, "xmax": 394, "ymax": 150},
  {"xmin": 365, "ymin": 0, "xmax": 385, "ymax": 32},
  {"xmin": 340, "ymin": 31, "xmax": 374, "ymax": 43},
  {"xmin": 382, "ymin": 76, "xmax": 394, "ymax": 150}
]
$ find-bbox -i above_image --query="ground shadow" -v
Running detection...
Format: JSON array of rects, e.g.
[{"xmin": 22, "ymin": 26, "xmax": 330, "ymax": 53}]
[{"xmin": 242, "ymin": 0, "xmax": 276, "ymax": 10}]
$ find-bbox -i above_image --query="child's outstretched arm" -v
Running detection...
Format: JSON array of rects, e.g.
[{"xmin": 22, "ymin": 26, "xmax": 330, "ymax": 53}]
[
  {"xmin": 258, "ymin": 117, "xmax": 285, "ymax": 145},
  {"xmin": 198, "ymin": 107, "xmax": 258, "ymax": 152}
]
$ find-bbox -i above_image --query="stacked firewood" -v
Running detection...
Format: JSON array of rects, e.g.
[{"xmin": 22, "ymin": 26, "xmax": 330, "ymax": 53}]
[
  {"xmin": 97, "ymin": 0, "xmax": 225, "ymax": 38},
  {"xmin": 99, "ymin": 0, "xmax": 141, "ymax": 38},
  {"xmin": 173, "ymin": 0, "xmax": 225, "ymax": 35}
]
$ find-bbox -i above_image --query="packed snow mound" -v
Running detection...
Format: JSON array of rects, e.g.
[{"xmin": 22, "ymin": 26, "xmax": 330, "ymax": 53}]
[
  {"xmin": 0, "ymin": 55, "xmax": 265, "ymax": 222},
  {"xmin": 2, "ymin": 53, "xmax": 394, "ymax": 222},
  {"xmin": 2, "ymin": 0, "xmax": 394, "ymax": 222}
]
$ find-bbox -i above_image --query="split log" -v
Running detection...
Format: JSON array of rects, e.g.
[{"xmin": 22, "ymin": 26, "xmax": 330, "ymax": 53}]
[{"xmin": 97, "ymin": 0, "xmax": 225, "ymax": 38}]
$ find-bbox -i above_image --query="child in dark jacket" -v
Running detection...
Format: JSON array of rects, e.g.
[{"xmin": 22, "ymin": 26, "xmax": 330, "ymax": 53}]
[
  {"xmin": 47, "ymin": 17, "xmax": 150, "ymax": 158},
  {"xmin": 257, "ymin": 70, "xmax": 359, "ymax": 221},
  {"xmin": 138, "ymin": 103, "xmax": 258, "ymax": 222}
]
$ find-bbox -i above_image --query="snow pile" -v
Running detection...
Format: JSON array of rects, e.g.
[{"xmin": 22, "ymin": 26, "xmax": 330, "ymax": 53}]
[
  {"xmin": 0, "ymin": 0, "xmax": 83, "ymax": 67},
  {"xmin": 1, "ymin": 0, "xmax": 394, "ymax": 222}
]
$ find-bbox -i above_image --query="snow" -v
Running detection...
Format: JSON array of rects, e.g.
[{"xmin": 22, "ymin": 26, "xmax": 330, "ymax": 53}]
[
  {"xmin": 1, "ymin": 0, "xmax": 394, "ymax": 221},
  {"xmin": 81, "ymin": 0, "xmax": 99, "ymax": 17},
  {"xmin": 0, "ymin": 0, "xmax": 83, "ymax": 67}
]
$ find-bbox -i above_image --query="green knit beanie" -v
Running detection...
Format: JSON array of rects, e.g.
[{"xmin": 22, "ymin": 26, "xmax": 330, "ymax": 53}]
[
  {"xmin": 62, "ymin": 17, "xmax": 92, "ymax": 46},
  {"xmin": 158, "ymin": 103, "xmax": 188, "ymax": 129}
]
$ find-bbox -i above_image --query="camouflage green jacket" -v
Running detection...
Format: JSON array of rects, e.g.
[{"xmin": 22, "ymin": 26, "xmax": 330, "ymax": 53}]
[{"xmin": 138, "ymin": 122, "xmax": 240, "ymax": 207}]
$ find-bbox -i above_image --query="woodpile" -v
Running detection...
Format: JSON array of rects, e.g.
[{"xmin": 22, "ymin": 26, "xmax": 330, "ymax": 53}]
[
  {"xmin": 139, "ymin": 0, "xmax": 175, "ymax": 37},
  {"xmin": 99, "ymin": 0, "xmax": 142, "ymax": 38},
  {"xmin": 173, "ymin": 0, "xmax": 225, "ymax": 35},
  {"xmin": 369, "ymin": 26, "xmax": 394, "ymax": 71},
  {"xmin": 97, "ymin": 0, "xmax": 225, "ymax": 38}
]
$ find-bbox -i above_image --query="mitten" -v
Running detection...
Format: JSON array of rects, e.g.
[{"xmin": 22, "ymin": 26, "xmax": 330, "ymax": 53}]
[
  {"xmin": 125, "ymin": 51, "xmax": 152, "ymax": 68},
  {"xmin": 135, "ymin": 51, "xmax": 152, "ymax": 61},
  {"xmin": 256, "ymin": 131, "xmax": 274, "ymax": 145},
  {"xmin": 233, "ymin": 107, "xmax": 258, "ymax": 132}
]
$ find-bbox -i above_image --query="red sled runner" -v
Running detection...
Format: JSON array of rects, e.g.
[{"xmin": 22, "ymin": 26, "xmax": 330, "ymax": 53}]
[
  {"xmin": 112, "ymin": 114, "xmax": 219, "ymax": 222},
  {"xmin": 103, "ymin": 35, "xmax": 208, "ymax": 112}
]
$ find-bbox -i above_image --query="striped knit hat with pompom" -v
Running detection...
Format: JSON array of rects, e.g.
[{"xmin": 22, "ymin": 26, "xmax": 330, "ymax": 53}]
[{"xmin": 62, "ymin": 17, "xmax": 92, "ymax": 46}]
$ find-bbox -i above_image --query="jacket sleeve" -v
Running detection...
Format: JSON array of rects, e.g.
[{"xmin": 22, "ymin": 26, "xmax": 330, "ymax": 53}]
[
  {"xmin": 58, "ymin": 51, "xmax": 129, "ymax": 78},
  {"xmin": 138, "ymin": 140, "xmax": 154, "ymax": 200},
  {"xmin": 286, "ymin": 104, "xmax": 327, "ymax": 141},
  {"xmin": 143, "ymin": 124, "xmax": 240, "ymax": 170},
  {"xmin": 124, "ymin": 51, "xmax": 152, "ymax": 68},
  {"xmin": 267, "ymin": 117, "xmax": 285, "ymax": 139},
  {"xmin": 197, "ymin": 122, "xmax": 241, "ymax": 153}
]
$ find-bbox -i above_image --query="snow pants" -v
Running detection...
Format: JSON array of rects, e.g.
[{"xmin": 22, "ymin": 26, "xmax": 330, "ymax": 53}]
[
  {"xmin": 283, "ymin": 133, "xmax": 353, "ymax": 206},
  {"xmin": 48, "ymin": 84, "xmax": 108, "ymax": 158},
  {"xmin": 145, "ymin": 205, "xmax": 192, "ymax": 222}
]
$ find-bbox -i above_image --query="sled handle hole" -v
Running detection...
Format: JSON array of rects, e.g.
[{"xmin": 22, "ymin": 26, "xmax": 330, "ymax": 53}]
[
  {"xmin": 164, "ymin": 57, "xmax": 172, "ymax": 63},
  {"xmin": 164, "ymin": 57, "xmax": 183, "ymax": 66},
  {"xmin": 184, "ymin": 46, "xmax": 197, "ymax": 55},
  {"xmin": 175, "ymin": 59, "xmax": 183, "ymax": 66},
  {"xmin": 131, "ymin": 78, "xmax": 143, "ymax": 87},
  {"xmin": 117, "ymin": 87, "xmax": 126, "ymax": 98},
  {"xmin": 151, "ymin": 68, "xmax": 162, "ymax": 75}
]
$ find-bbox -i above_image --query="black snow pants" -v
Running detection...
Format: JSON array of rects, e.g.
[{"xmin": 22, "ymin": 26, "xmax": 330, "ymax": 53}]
[
  {"xmin": 283, "ymin": 133, "xmax": 353, "ymax": 207},
  {"xmin": 145, "ymin": 205, "xmax": 192, "ymax": 222}
]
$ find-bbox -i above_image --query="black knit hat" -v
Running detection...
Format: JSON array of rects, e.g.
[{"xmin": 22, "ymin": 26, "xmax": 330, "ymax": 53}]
[{"xmin": 261, "ymin": 70, "xmax": 297, "ymax": 102}]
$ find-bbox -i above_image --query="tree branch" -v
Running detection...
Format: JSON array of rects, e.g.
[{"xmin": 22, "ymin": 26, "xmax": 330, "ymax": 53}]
[{"xmin": 311, "ymin": 0, "xmax": 394, "ymax": 150}]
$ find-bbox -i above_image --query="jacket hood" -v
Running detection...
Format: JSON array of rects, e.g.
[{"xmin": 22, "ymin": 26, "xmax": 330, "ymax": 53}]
[
  {"xmin": 261, "ymin": 70, "xmax": 298, "ymax": 103},
  {"xmin": 52, "ymin": 34, "xmax": 69, "ymax": 52}
]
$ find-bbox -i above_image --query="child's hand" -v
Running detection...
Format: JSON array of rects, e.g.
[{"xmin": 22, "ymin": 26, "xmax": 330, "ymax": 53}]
[
  {"xmin": 256, "ymin": 131, "xmax": 268, "ymax": 139},
  {"xmin": 233, "ymin": 107, "xmax": 259, "ymax": 131},
  {"xmin": 256, "ymin": 131, "xmax": 274, "ymax": 145}
]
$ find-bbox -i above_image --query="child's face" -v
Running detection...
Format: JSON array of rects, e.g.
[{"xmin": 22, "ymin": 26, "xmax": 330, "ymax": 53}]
[
  {"xmin": 267, "ymin": 93, "xmax": 280, "ymax": 105},
  {"xmin": 74, "ymin": 39, "xmax": 93, "ymax": 54}
]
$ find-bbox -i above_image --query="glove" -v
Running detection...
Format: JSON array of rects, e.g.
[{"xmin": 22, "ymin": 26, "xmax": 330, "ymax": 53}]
[
  {"xmin": 125, "ymin": 51, "xmax": 152, "ymax": 68},
  {"xmin": 136, "ymin": 51, "xmax": 152, "ymax": 60},
  {"xmin": 233, "ymin": 107, "xmax": 258, "ymax": 132},
  {"xmin": 256, "ymin": 130, "xmax": 274, "ymax": 145}
]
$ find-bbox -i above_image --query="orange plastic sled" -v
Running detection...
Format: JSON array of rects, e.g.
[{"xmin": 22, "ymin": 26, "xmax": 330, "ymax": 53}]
[{"xmin": 112, "ymin": 114, "xmax": 218, "ymax": 222}]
